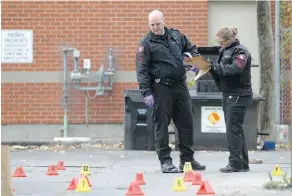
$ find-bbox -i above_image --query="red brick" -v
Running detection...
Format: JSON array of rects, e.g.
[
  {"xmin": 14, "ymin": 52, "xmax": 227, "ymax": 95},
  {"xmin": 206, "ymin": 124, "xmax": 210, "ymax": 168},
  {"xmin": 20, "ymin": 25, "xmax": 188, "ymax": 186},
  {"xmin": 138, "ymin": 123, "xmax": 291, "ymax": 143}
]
[
  {"xmin": 1, "ymin": 82, "xmax": 137, "ymax": 124},
  {"xmin": 1, "ymin": 1, "xmax": 208, "ymax": 71}
]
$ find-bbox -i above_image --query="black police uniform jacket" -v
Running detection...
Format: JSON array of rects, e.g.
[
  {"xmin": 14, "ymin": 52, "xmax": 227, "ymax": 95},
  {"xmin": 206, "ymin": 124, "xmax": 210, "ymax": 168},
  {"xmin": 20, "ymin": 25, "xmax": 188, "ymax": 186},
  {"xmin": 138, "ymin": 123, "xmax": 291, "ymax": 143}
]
[
  {"xmin": 136, "ymin": 27, "xmax": 199, "ymax": 98},
  {"xmin": 209, "ymin": 39, "xmax": 253, "ymax": 96}
]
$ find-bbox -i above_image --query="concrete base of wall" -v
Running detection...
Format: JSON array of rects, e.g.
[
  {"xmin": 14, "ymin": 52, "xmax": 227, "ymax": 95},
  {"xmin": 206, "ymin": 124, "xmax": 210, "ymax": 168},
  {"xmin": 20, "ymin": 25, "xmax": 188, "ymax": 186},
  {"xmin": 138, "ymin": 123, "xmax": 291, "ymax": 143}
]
[{"xmin": 1, "ymin": 124, "xmax": 176, "ymax": 146}]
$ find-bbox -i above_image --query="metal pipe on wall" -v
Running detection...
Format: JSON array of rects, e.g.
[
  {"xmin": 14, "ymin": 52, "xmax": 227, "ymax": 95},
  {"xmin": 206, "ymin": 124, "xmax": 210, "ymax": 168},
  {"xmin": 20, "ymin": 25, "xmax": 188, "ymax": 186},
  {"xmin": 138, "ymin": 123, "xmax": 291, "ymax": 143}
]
[
  {"xmin": 274, "ymin": 0, "xmax": 281, "ymax": 124},
  {"xmin": 62, "ymin": 50, "xmax": 69, "ymax": 137},
  {"xmin": 62, "ymin": 47, "xmax": 76, "ymax": 137},
  {"xmin": 108, "ymin": 48, "xmax": 114, "ymax": 71},
  {"xmin": 62, "ymin": 47, "xmax": 115, "ymax": 136},
  {"xmin": 85, "ymin": 92, "xmax": 89, "ymax": 126},
  {"xmin": 73, "ymin": 54, "xmax": 79, "ymax": 72}
]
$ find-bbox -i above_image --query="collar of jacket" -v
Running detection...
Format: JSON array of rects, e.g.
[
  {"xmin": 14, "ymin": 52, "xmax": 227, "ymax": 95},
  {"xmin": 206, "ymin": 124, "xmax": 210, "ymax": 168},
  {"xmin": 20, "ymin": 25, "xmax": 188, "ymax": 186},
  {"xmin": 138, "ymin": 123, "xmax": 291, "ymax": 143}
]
[{"xmin": 225, "ymin": 39, "xmax": 241, "ymax": 50}]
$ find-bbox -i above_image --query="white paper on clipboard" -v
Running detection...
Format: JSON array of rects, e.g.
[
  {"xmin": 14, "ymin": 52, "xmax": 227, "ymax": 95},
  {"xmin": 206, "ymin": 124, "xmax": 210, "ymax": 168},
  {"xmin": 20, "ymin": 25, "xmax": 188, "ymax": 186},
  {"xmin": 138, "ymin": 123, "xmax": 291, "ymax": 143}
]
[{"xmin": 194, "ymin": 67, "xmax": 211, "ymax": 81}]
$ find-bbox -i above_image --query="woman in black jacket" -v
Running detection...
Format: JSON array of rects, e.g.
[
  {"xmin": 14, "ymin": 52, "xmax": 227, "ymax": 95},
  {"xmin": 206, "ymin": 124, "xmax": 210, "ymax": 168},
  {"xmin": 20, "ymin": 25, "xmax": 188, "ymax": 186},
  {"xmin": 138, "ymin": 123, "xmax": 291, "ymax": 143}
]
[{"xmin": 209, "ymin": 27, "xmax": 253, "ymax": 173}]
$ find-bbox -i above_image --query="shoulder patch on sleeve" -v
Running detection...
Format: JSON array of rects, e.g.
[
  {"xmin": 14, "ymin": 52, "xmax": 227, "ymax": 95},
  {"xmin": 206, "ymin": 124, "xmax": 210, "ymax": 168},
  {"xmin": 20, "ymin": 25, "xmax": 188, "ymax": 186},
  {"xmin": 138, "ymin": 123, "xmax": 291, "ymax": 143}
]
[
  {"xmin": 237, "ymin": 54, "xmax": 245, "ymax": 60},
  {"xmin": 235, "ymin": 54, "xmax": 247, "ymax": 68},
  {"xmin": 137, "ymin": 45, "xmax": 144, "ymax": 53}
]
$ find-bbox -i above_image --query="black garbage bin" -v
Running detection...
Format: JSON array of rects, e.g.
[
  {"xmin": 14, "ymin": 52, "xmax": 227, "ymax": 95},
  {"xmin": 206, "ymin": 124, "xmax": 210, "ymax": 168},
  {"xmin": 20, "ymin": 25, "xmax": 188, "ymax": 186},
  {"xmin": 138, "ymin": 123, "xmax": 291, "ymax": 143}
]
[
  {"xmin": 123, "ymin": 89, "xmax": 155, "ymax": 151},
  {"xmin": 190, "ymin": 93, "xmax": 264, "ymax": 151}
]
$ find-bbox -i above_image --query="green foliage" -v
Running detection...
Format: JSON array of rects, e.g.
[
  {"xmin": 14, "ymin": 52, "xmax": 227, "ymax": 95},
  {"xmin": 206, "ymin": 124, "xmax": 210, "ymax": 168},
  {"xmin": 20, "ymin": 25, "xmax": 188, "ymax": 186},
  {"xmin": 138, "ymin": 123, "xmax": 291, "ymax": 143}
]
[
  {"xmin": 268, "ymin": 172, "xmax": 273, "ymax": 182},
  {"xmin": 282, "ymin": 173, "xmax": 292, "ymax": 185},
  {"xmin": 280, "ymin": 1, "xmax": 292, "ymax": 28},
  {"xmin": 264, "ymin": 172, "xmax": 292, "ymax": 190},
  {"xmin": 279, "ymin": 1, "xmax": 291, "ymax": 87}
]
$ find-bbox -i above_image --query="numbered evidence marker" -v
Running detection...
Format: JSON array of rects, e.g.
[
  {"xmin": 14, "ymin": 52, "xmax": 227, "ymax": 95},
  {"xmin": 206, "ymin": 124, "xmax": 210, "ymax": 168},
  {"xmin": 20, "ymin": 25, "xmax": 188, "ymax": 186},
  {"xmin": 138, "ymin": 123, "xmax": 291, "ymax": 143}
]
[
  {"xmin": 46, "ymin": 165, "xmax": 59, "ymax": 176},
  {"xmin": 135, "ymin": 172, "xmax": 146, "ymax": 185},
  {"xmin": 183, "ymin": 162, "xmax": 193, "ymax": 172},
  {"xmin": 75, "ymin": 176, "xmax": 91, "ymax": 192},
  {"xmin": 172, "ymin": 177, "xmax": 186, "ymax": 192},
  {"xmin": 80, "ymin": 164, "xmax": 91, "ymax": 175},
  {"xmin": 271, "ymin": 164, "xmax": 284, "ymax": 176},
  {"xmin": 56, "ymin": 160, "xmax": 66, "ymax": 170}
]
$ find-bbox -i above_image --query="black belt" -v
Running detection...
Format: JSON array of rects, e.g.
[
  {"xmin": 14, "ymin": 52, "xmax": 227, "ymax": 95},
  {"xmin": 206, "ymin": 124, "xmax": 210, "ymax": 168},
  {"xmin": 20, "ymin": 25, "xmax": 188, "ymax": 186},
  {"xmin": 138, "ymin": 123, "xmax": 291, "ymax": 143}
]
[
  {"xmin": 155, "ymin": 75, "xmax": 186, "ymax": 86},
  {"xmin": 230, "ymin": 85, "xmax": 251, "ymax": 92}
]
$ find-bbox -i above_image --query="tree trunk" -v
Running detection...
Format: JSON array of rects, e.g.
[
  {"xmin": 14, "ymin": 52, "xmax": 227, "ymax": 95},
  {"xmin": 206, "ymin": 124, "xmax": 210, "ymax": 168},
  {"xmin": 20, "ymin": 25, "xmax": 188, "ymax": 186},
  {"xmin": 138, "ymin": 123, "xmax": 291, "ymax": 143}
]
[
  {"xmin": 1, "ymin": 145, "xmax": 14, "ymax": 196},
  {"xmin": 290, "ymin": 10, "xmax": 292, "ymax": 142},
  {"xmin": 257, "ymin": 1, "xmax": 275, "ymax": 139}
]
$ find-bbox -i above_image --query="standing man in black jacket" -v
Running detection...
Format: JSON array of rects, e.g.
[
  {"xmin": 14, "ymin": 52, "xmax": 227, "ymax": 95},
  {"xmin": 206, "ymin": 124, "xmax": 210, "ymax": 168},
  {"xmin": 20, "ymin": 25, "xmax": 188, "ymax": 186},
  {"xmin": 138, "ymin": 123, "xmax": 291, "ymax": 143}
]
[
  {"xmin": 209, "ymin": 27, "xmax": 253, "ymax": 173},
  {"xmin": 135, "ymin": 10, "xmax": 206, "ymax": 173}
]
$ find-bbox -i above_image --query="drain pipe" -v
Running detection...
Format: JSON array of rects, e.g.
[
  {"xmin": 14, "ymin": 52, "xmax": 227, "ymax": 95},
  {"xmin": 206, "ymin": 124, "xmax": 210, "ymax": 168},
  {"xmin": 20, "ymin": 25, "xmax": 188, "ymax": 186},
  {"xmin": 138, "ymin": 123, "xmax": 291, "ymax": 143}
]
[
  {"xmin": 62, "ymin": 48, "xmax": 77, "ymax": 137},
  {"xmin": 85, "ymin": 91, "xmax": 89, "ymax": 126},
  {"xmin": 54, "ymin": 48, "xmax": 91, "ymax": 144},
  {"xmin": 62, "ymin": 49, "xmax": 69, "ymax": 138}
]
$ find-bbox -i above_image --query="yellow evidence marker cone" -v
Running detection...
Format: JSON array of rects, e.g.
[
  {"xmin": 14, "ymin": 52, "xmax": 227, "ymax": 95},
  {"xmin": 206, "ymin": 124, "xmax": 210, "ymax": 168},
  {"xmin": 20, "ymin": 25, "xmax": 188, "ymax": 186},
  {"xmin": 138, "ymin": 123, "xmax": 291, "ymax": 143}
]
[
  {"xmin": 183, "ymin": 162, "xmax": 193, "ymax": 172},
  {"xmin": 75, "ymin": 175, "xmax": 91, "ymax": 192},
  {"xmin": 80, "ymin": 164, "xmax": 91, "ymax": 175},
  {"xmin": 172, "ymin": 177, "xmax": 186, "ymax": 192},
  {"xmin": 271, "ymin": 164, "xmax": 284, "ymax": 176}
]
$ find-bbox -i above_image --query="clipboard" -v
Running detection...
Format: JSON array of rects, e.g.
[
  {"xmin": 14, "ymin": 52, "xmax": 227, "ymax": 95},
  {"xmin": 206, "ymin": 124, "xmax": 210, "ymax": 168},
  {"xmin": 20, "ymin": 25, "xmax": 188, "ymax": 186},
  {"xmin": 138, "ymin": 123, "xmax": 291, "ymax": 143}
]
[
  {"xmin": 184, "ymin": 55, "xmax": 211, "ymax": 70},
  {"xmin": 194, "ymin": 67, "xmax": 211, "ymax": 81},
  {"xmin": 184, "ymin": 56, "xmax": 211, "ymax": 81}
]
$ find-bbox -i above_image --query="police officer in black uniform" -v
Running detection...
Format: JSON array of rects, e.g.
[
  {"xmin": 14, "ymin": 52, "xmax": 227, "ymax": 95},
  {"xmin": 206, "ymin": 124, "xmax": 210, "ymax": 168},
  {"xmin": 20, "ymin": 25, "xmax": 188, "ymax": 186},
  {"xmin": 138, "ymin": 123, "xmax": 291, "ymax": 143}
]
[
  {"xmin": 208, "ymin": 27, "xmax": 253, "ymax": 173},
  {"xmin": 135, "ymin": 10, "xmax": 206, "ymax": 173}
]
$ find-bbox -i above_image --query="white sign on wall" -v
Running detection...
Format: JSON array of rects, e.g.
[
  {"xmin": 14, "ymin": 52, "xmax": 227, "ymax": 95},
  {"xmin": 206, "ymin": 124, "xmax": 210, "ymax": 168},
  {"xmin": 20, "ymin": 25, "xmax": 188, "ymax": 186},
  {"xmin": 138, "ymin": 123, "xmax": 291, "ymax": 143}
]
[
  {"xmin": 201, "ymin": 106, "xmax": 226, "ymax": 133},
  {"xmin": 1, "ymin": 30, "xmax": 33, "ymax": 63}
]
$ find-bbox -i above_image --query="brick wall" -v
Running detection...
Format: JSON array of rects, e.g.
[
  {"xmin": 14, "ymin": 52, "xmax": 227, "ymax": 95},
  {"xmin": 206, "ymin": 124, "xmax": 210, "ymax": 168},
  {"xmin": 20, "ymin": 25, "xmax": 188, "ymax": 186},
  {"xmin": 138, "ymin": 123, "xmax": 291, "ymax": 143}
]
[
  {"xmin": 1, "ymin": 1, "xmax": 208, "ymax": 124},
  {"xmin": 2, "ymin": 1, "xmax": 286, "ymax": 125}
]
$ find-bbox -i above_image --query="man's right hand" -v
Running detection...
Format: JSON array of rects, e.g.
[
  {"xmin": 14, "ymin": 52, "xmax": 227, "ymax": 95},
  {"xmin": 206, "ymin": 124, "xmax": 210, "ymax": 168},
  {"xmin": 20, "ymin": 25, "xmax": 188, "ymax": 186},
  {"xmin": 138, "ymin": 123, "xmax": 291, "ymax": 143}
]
[{"xmin": 143, "ymin": 95, "xmax": 154, "ymax": 107}]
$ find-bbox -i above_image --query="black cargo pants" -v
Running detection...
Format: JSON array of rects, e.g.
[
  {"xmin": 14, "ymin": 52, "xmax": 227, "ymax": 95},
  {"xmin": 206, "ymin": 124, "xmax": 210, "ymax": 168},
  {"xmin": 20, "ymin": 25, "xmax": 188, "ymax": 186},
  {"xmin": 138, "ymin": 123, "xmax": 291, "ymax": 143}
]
[
  {"xmin": 150, "ymin": 78, "xmax": 194, "ymax": 164},
  {"xmin": 222, "ymin": 94, "xmax": 252, "ymax": 169}
]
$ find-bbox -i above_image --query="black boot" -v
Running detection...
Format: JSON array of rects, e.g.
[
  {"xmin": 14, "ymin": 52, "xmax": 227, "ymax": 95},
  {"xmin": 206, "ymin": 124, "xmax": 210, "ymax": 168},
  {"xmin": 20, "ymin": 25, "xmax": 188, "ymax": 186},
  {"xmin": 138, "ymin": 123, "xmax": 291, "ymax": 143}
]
[
  {"xmin": 161, "ymin": 162, "xmax": 181, "ymax": 173},
  {"xmin": 242, "ymin": 165, "xmax": 250, "ymax": 172},
  {"xmin": 242, "ymin": 158, "xmax": 250, "ymax": 172},
  {"xmin": 219, "ymin": 165, "xmax": 243, "ymax": 173},
  {"xmin": 179, "ymin": 159, "xmax": 206, "ymax": 171}
]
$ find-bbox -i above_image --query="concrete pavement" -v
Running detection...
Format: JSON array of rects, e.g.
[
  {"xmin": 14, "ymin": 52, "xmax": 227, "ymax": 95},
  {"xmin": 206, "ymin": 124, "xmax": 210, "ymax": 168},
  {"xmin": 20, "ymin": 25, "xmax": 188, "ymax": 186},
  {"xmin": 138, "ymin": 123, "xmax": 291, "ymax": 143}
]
[{"xmin": 10, "ymin": 148, "xmax": 292, "ymax": 196}]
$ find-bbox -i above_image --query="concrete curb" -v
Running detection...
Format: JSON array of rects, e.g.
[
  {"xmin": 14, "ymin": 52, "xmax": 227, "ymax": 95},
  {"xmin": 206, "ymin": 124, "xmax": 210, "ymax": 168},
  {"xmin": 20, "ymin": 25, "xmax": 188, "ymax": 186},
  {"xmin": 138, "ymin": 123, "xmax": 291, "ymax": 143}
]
[
  {"xmin": 1, "ymin": 138, "xmax": 126, "ymax": 146},
  {"xmin": 1, "ymin": 141, "xmax": 54, "ymax": 146},
  {"xmin": 1, "ymin": 137, "xmax": 92, "ymax": 146}
]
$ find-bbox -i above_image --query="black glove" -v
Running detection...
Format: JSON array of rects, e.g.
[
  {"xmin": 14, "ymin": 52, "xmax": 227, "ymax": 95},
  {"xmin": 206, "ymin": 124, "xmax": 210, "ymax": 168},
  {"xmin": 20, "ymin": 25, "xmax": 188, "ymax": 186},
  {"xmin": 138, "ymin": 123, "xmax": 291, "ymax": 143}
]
[{"xmin": 192, "ymin": 53, "xmax": 201, "ymax": 57}]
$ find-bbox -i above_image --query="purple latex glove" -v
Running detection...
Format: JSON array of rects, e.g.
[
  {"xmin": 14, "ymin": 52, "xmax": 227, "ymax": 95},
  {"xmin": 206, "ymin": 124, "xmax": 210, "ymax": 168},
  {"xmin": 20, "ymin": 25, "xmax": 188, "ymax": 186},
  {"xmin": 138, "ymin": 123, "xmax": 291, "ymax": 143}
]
[
  {"xmin": 143, "ymin": 95, "xmax": 154, "ymax": 107},
  {"xmin": 190, "ymin": 66, "xmax": 199, "ymax": 73}
]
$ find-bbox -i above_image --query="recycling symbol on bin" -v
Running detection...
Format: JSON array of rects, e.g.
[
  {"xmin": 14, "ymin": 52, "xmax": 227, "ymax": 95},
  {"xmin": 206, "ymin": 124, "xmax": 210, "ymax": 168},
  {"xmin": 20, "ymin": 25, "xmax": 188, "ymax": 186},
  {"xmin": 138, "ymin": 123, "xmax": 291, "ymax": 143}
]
[{"xmin": 207, "ymin": 112, "xmax": 220, "ymax": 125}]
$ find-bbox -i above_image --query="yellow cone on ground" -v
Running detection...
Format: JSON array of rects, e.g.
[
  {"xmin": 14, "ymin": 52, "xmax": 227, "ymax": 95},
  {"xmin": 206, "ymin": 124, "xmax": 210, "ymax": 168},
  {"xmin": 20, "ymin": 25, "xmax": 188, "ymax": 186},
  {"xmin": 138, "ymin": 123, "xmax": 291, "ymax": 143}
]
[
  {"xmin": 75, "ymin": 175, "xmax": 91, "ymax": 192},
  {"xmin": 80, "ymin": 164, "xmax": 91, "ymax": 175},
  {"xmin": 172, "ymin": 177, "xmax": 186, "ymax": 192},
  {"xmin": 183, "ymin": 162, "xmax": 193, "ymax": 172},
  {"xmin": 271, "ymin": 164, "xmax": 284, "ymax": 176}
]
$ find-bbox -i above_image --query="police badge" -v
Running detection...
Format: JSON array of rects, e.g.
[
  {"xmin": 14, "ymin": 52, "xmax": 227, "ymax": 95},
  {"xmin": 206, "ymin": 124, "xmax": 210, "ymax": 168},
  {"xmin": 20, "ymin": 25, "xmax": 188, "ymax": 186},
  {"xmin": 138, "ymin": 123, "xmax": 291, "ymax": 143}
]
[{"xmin": 155, "ymin": 79, "xmax": 160, "ymax": 83}]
